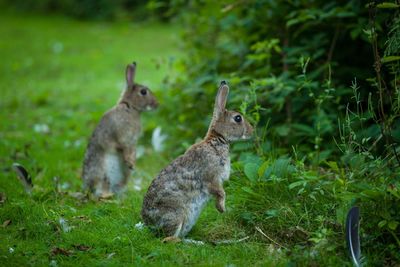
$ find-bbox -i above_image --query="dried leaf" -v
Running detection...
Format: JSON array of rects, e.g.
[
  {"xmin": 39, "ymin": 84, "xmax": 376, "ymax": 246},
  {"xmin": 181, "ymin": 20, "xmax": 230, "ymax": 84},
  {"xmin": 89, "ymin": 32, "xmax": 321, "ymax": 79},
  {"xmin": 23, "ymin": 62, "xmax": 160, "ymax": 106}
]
[
  {"xmin": 51, "ymin": 247, "xmax": 73, "ymax": 256},
  {"xmin": 0, "ymin": 192, "xmax": 6, "ymax": 204},
  {"xmin": 47, "ymin": 220, "xmax": 61, "ymax": 233},
  {"xmin": 72, "ymin": 244, "xmax": 91, "ymax": 251},
  {"xmin": 2, "ymin": 220, "xmax": 11, "ymax": 227},
  {"xmin": 72, "ymin": 215, "xmax": 92, "ymax": 223}
]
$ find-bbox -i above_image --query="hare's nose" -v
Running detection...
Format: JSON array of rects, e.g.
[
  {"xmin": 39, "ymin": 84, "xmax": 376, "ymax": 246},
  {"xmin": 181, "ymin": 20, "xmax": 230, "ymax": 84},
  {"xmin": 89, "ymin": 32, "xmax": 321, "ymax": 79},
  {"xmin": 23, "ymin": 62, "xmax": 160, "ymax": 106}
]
[
  {"xmin": 153, "ymin": 100, "xmax": 159, "ymax": 108},
  {"xmin": 247, "ymin": 124, "xmax": 254, "ymax": 135}
]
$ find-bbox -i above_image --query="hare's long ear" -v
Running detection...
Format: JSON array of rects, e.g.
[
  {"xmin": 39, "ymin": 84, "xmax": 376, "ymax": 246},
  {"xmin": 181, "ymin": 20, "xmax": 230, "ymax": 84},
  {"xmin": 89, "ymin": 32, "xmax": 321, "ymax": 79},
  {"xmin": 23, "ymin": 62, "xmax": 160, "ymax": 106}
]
[
  {"xmin": 213, "ymin": 81, "xmax": 229, "ymax": 119},
  {"xmin": 126, "ymin": 62, "xmax": 136, "ymax": 87}
]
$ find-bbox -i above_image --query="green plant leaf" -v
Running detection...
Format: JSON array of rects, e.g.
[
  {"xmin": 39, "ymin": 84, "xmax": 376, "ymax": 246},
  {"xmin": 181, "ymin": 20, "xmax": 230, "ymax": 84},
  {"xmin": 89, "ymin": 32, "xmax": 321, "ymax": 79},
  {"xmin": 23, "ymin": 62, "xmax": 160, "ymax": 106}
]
[
  {"xmin": 291, "ymin": 123, "xmax": 315, "ymax": 136},
  {"xmin": 258, "ymin": 161, "xmax": 270, "ymax": 178},
  {"xmin": 289, "ymin": 180, "xmax": 305, "ymax": 190},
  {"xmin": 244, "ymin": 163, "xmax": 259, "ymax": 181},
  {"xmin": 388, "ymin": 221, "xmax": 399, "ymax": 230},
  {"xmin": 265, "ymin": 209, "xmax": 279, "ymax": 218},
  {"xmin": 378, "ymin": 220, "xmax": 387, "ymax": 228},
  {"xmin": 263, "ymin": 157, "xmax": 295, "ymax": 179},
  {"xmin": 275, "ymin": 125, "xmax": 290, "ymax": 136},
  {"xmin": 376, "ymin": 2, "xmax": 400, "ymax": 9},
  {"xmin": 325, "ymin": 161, "xmax": 339, "ymax": 172},
  {"xmin": 381, "ymin": 56, "xmax": 400, "ymax": 63},
  {"xmin": 241, "ymin": 186, "xmax": 255, "ymax": 194}
]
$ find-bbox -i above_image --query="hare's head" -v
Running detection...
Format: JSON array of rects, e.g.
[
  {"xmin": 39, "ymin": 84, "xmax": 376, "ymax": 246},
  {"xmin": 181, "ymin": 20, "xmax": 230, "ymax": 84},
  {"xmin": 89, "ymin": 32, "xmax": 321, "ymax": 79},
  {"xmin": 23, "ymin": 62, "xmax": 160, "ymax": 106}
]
[
  {"xmin": 120, "ymin": 62, "xmax": 159, "ymax": 111},
  {"xmin": 208, "ymin": 81, "xmax": 253, "ymax": 142}
]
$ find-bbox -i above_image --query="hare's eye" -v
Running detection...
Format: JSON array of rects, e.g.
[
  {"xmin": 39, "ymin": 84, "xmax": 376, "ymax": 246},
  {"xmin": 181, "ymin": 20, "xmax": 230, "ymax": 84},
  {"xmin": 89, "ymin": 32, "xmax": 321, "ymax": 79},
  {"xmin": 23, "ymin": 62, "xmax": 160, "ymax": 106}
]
[
  {"xmin": 234, "ymin": 115, "xmax": 242, "ymax": 123},
  {"xmin": 140, "ymin": 89, "xmax": 147, "ymax": 96}
]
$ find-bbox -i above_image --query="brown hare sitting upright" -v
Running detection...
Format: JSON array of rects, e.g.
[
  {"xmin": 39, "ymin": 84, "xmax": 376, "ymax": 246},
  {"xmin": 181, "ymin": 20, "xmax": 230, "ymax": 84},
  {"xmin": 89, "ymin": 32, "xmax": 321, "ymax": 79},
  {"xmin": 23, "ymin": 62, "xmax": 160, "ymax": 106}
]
[
  {"xmin": 82, "ymin": 62, "xmax": 158, "ymax": 198},
  {"xmin": 141, "ymin": 81, "xmax": 253, "ymax": 241}
]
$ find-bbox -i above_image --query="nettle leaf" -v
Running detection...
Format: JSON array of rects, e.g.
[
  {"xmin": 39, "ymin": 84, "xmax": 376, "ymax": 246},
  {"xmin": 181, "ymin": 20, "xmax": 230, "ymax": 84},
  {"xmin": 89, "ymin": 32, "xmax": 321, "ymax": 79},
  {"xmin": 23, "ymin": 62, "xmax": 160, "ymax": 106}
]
[
  {"xmin": 286, "ymin": 14, "xmax": 316, "ymax": 27},
  {"xmin": 275, "ymin": 125, "xmax": 290, "ymax": 136},
  {"xmin": 241, "ymin": 186, "xmax": 255, "ymax": 194},
  {"xmin": 289, "ymin": 180, "xmax": 305, "ymax": 190},
  {"xmin": 388, "ymin": 221, "xmax": 399, "ymax": 230},
  {"xmin": 381, "ymin": 56, "xmax": 400, "ymax": 63},
  {"xmin": 244, "ymin": 163, "xmax": 260, "ymax": 182},
  {"xmin": 325, "ymin": 161, "xmax": 339, "ymax": 172},
  {"xmin": 265, "ymin": 209, "xmax": 279, "ymax": 218},
  {"xmin": 240, "ymin": 212, "xmax": 255, "ymax": 223},
  {"xmin": 258, "ymin": 161, "xmax": 270, "ymax": 178},
  {"xmin": 378, "ymin": 220, "xmax": 387, "ymax": 228},
  {"xmin": 291, "ymin": 123, "xmax": 315, "ymax": 136},
  {"xmin": 360, "ymin": 189, "xmax": 383, "ymax": 199},
  {"xmin": 263, "ymin": 157, "xmax": 295, "ymax": 180},
  {"xmin": 377, "ymin": 2, "xmax": 400, "ymax": 9},
  {"xmin": 240, "ymin": 153, "xmax": 263, "ymax": 166}
]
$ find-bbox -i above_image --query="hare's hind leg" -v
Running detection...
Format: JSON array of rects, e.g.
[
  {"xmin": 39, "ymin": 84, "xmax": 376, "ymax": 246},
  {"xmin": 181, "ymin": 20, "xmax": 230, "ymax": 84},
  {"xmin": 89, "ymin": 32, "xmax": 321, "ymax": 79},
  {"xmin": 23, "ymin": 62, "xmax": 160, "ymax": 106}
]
[
  {"xmin": 162, "ymin": 222, "xmax": 183, "ymax": 243},
  {"xmin": 159, "ymin": 210, "xmax": 185, "ymax": 243},
  {"xmin": 110, "ymin": 164, "xmax": 131, "ymax": 196},
  {"xmin": 97, "ymin": 175, "xmax": 114, "ymax": 199}
]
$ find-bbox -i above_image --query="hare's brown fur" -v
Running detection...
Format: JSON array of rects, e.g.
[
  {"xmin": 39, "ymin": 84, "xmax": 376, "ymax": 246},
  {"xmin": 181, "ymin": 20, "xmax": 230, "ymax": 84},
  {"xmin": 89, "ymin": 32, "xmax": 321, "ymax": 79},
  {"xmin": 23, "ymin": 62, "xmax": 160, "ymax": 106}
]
[
  {"xmin": 82, "ymin": 63, "xmax": 158, "ymax": 197},
  {"xmin": 141, "ymin": 82, "xmax": 253, "ymax": 238}
]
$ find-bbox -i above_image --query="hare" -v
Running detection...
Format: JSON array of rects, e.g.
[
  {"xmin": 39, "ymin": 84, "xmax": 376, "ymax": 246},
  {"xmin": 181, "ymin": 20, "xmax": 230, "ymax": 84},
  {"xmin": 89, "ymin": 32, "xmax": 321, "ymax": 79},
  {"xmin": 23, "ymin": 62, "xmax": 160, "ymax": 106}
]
[
  {"xmin": 141, "ymin": 81, "xmax": 253, "ymax": 241},
  {"xmin": 82, "ymin": 62, "xmax": 158, "ymax": 198}
]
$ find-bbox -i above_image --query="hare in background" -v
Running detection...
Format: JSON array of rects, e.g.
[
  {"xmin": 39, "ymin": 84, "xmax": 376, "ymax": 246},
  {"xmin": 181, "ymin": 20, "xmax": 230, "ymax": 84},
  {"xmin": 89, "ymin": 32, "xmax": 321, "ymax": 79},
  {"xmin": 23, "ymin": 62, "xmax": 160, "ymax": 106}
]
[
  {"xmin": 141, "ymin": 81, "xmax": 253, "ymax": 241},
  {"xmin": 82, "ymin": 62, "xmax": 158, "ymax": 198}
]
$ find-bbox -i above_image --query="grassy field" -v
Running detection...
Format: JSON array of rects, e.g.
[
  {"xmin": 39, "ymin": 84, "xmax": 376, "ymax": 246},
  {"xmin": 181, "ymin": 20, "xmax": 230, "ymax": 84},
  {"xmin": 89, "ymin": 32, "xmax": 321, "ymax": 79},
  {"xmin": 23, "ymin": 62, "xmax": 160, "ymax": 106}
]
[{"xmin": 0, "ymin": 13, "xmax": 289, "ymax": 266}]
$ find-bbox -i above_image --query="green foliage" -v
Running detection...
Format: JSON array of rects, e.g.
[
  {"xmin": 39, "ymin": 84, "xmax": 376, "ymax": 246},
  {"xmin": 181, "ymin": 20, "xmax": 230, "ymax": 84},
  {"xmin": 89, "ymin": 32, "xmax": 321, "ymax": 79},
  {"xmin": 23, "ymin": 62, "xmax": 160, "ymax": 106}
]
[
  {"xmin": 157, "ymin": 0, "xmax": 400, "ymax": 264},
  {"xmin": 0, "ymin": 0, "xmax": 176, "ymax": 21},
  {"xmin": 160, "ymin": 0, "xmax": 399, "ymax": 159}
]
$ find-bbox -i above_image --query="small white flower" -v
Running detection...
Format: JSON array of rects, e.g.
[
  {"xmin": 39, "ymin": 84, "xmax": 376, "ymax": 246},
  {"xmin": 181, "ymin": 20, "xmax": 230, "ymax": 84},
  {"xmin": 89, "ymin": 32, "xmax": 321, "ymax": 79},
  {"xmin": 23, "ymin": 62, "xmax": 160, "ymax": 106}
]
[
  {"xmin": 33, "ymin": 124, "xmax": 50, "ymax": 134},
  {"xmin": 135, "ymin": 222, "xmax": 145, "ymax": 231},
  {"xmin": 60, "ymin": 182, "xmax": 70, "ymax": 190},
  {"xmin": 9, "ymin": 247, "xmax": 14, "ymax": 253},
  {"xmin": 73, "ymin": 139, "xmax": 83, "ymax": 148}
]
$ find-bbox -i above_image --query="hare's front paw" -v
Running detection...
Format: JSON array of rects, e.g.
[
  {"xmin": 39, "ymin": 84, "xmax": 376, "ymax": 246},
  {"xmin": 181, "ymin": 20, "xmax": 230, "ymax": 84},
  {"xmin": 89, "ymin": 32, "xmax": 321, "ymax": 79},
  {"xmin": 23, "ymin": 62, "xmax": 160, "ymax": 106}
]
[
  {"xmin": 216, "ymin": 200, "xmax": 226, "ymax": 213},
  {"xmin": 124, "ymin": 155, "xmax": 136, "ymax": 169},
  {"xmin": 126, "ymin": 162, "xmax": 135, "ymax": 170}
]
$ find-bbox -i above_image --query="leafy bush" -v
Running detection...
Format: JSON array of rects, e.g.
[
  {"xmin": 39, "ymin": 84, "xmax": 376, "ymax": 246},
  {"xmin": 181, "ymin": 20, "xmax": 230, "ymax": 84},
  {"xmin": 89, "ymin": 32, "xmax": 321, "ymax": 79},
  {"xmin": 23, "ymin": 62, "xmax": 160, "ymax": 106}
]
[
  {"xmin": 160, "ymin": 0, "xmax": 399, "ymax": 159},
  {"xmin": 156, "ymin": 0, "xmax": 400, "ymax": 264}
]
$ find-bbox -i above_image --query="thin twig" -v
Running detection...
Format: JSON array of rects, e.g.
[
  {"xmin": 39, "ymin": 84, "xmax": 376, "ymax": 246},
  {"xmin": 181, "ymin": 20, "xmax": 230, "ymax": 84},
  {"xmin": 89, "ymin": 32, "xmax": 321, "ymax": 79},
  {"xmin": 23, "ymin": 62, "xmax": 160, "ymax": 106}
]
[
  {"xmin": 255, "ymin": 226, "xmax": 287, "ymax": 249},
  {"xmin": 326, "ymin": 24, "xmax": 340, "ymax": 64}
]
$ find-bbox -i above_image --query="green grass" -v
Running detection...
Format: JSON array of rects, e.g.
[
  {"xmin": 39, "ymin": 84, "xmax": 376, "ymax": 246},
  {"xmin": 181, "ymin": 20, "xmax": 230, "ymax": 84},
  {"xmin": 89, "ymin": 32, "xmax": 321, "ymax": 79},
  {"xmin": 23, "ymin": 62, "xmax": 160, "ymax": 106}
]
[{"xmin": 0, "ymin": 13, "xmax": 287, "ymax": 266}]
